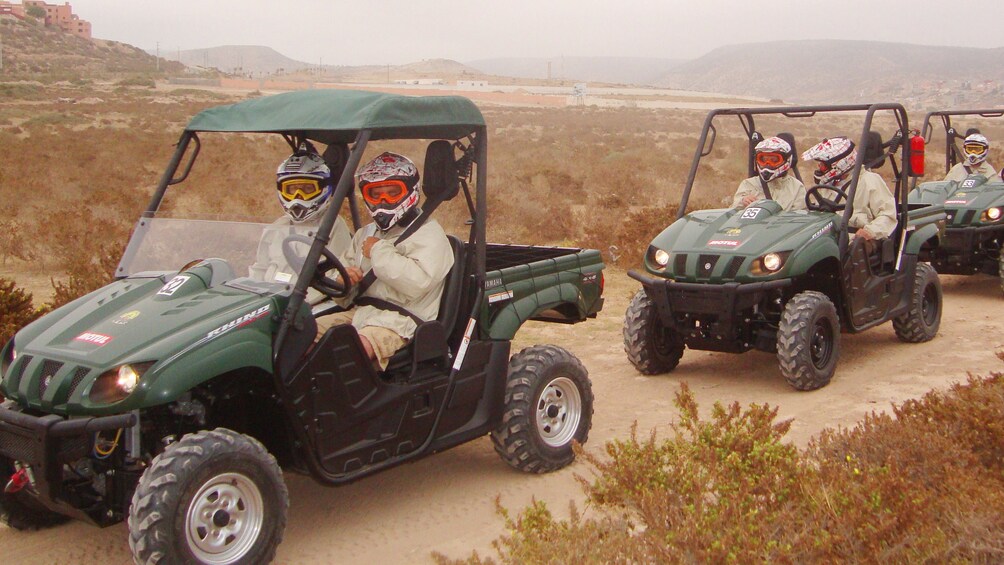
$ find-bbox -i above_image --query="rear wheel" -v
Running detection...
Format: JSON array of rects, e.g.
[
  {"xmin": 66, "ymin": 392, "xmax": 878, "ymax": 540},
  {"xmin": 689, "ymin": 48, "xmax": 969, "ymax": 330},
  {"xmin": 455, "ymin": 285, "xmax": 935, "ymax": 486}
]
[
  {"xmin": 777, "ymin": 291, "xmax": 840, "ymax": 391},
  {"xmin": 0, "ymin": 458, "xmax": 69, "ymax": 530},
  {"xmin": 128, "ymin": 428, "xmax": 288, "ymax": 565},
  {"xmin": 624, "ymin": 289, "xmax": 684, "ymax": 374},
  {"xmin": 893, "ymin": 263, "xmax": 942, "ymax": 342},
  {"xmin": 491, "ymin": 345, "xmax": 593, "ymax": 473}
]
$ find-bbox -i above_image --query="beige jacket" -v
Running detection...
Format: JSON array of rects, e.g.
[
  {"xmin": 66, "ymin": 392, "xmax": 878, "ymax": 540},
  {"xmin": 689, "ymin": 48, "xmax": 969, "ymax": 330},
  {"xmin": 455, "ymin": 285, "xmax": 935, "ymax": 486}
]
[
  {"xmin": 945, "ymin": 161, "xmax": 997, "ymax": 183},
  {"xmin": 342, "ymin": 218, "xmax": 454, "ymax": 340},
  {"xmin": 828, "ymin": 170, "xmax": 897, "ymax": 239},
  {"xmin": 731, "ymin": 175, "xmax": 807, "ymax": 211},
  {"xmin": 249, "ymin": 215, "xmax": 352, "ymax": 304}
]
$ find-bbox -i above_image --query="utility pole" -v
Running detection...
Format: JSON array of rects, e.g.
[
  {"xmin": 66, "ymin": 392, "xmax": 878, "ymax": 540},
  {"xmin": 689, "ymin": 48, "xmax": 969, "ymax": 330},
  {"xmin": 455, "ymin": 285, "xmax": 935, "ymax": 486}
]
[{"xmin": 156, "ymin": 41, "xmax": 159, "ymax": 71}]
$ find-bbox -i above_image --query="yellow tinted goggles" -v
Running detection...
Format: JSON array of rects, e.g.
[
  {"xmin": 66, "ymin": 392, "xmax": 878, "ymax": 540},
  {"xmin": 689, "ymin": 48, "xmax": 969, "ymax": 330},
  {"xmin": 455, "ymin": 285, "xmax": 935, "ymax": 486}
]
[
  {"xmin": 279, "ymin": 178, "xmax": 323, "ymax": 201},
  {"xmin": 964, "ymin": 142, "xmax": 987, "ymax": 156}
]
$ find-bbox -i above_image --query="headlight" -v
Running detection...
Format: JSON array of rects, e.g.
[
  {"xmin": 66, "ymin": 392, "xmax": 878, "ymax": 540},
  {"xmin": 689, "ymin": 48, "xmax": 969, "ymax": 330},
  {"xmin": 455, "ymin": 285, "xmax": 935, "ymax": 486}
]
[
  {"xmin": 763, "ymin": 252, "xmax": 783, "ymax": 272},
  {"xmin": 654, "ymin": 249, "xmax": 671, "ymax": 267},
  {"xmin": 89, "ymin": 362, "xmax": 154, "ymax": 404},
  {"xmin": 983, "ymin": 207, "xmax": 1002, "ymax": 222},
  {"xmin": 751, "ymin": 251, "xmax": 791, "ymax": 276}
]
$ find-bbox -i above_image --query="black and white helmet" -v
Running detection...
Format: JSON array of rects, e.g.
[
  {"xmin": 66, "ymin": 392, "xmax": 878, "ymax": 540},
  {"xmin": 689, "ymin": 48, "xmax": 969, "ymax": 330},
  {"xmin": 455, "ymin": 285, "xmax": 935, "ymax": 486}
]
[{"xmin": 275, "ymin": 143, "xmax": 333, "ymax": 223}]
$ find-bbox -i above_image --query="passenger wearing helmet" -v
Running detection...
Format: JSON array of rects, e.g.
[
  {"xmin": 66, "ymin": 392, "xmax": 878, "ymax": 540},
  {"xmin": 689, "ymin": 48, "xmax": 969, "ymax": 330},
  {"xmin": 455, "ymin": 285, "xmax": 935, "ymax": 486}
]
[
  {"xmin": 317, "ymin": 151, "xmax": 454, "ymax": 370},
  {"xmin": 249, "ymin": 142, "xmax": 352, "ymax": 300},
  {"xmin": 945, "ymin": 133, "xmax": 997, "ymax": 182},
  {"xmin": 731, "ymin": 136, "xmax": 806, "ymax": 211},
  {"xmin": 802, "ymin": 136, "xmax": 897, "ymax": 241}
]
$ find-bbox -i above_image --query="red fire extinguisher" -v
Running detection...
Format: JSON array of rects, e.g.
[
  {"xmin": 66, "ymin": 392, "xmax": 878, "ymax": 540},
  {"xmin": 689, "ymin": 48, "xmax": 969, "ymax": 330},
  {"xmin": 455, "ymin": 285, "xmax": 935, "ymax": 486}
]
[{"xmin": 909, "ymin": 132, "xmax": 925, "ymax": 177}]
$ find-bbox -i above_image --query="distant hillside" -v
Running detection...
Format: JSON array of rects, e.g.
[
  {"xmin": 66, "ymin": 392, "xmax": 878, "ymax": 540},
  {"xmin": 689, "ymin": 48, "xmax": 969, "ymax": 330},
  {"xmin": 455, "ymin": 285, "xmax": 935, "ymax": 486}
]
[
  {"xmin": 0, "ymin": 17, "xmax": 181, "ymax": 77},
  {"xmin": 656, "ymin": 40, "xmax": 1004, "ymax": 105},
  {"xmin": 468, "ymin": 56, "xmax": 686, "ymax": 86},
  {"xmin": 169, "ymin": 45, "xmax": 312, "ymax": 75}
]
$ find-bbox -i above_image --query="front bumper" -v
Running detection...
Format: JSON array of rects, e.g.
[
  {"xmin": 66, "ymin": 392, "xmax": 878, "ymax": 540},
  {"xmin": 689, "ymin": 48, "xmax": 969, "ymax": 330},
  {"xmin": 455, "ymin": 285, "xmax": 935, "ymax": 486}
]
[
  {"xmin": 0, "ymin": 402, "xmax": 135, "ymax": 524},
  {"xmin": 930, "ymin": 224, "xmax": 1003, "ymax": 275},
  {"xmin": 629, "ymin": 270, "xmax": 791, "ymax": 353}
]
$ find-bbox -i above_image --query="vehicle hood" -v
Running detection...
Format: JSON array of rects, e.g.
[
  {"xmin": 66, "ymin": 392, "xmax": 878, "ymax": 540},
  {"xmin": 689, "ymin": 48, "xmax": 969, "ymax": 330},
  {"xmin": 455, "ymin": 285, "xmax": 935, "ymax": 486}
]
[
  {"xmin": 4, "ymin": 265, "xmax": 276, "ymax": 410},
  {"xmin": 646, "ymin": 202, "xmax": 839, "ymax": 282},
  {"xmin": 910, "ymin": 177, "xmax": 1004, "ymax": 227}
]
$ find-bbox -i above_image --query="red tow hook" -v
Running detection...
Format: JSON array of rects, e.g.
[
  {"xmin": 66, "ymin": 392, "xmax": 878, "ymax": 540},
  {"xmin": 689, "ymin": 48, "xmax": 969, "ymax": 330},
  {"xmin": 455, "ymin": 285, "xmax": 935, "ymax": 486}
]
[{"xmin": 5, "ymin": 468, "xmax": 29, "ymax": 493}]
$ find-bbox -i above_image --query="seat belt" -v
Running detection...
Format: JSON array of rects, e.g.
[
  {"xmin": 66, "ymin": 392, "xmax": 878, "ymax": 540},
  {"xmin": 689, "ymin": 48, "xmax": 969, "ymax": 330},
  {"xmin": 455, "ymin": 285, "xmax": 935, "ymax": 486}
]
[{"xmin": 759, "ymin": 177, "xmax": 773, "ymax": 201}]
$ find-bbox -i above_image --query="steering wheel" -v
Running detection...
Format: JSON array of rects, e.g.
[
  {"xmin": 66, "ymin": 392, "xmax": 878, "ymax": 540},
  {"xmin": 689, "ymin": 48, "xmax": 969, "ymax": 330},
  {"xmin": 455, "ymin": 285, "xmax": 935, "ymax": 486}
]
[
  {"xmin": 805, "ymin": 184, "xmax": 849, "ymax": 213},
  {"xmin": 281, "ymin": 234, "xmax": 352, "ymax": 298}
]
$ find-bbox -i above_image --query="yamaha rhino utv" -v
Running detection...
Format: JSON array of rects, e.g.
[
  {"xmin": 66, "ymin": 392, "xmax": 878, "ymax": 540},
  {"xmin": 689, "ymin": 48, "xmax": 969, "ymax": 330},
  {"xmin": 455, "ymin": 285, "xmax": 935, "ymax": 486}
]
[
  {"xmin": 907, "ymin": 109, "xmax": 1004, "ymax": 293},
  {"xmin": 624, "ymin": 103, "xmax": 944, "ymax": 391},
  {"xmin": 0, "ymin": 90, "xmax": 605, "ymax": 563}
]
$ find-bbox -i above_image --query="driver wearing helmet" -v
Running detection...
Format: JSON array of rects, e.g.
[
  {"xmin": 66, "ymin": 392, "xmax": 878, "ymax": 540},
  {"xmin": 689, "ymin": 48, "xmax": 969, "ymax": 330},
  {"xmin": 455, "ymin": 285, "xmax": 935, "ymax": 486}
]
[
  {"xmin": 802, "ymin": 136, "xmax": 896, "ymax": 241},
  {"xmin": 249, "ymin": 142, "xmax": 352, "ymax": 301},
  {"xmin": 945, "ymin": 133, "xmax": 997, "ymax": 182},
  {"xmin": 317, "ymin": 152, "xmax": 454, "ymax": 370},
  {"xmin": 731, "ymin": 136, "xmax": 806, "ymax": 211}
]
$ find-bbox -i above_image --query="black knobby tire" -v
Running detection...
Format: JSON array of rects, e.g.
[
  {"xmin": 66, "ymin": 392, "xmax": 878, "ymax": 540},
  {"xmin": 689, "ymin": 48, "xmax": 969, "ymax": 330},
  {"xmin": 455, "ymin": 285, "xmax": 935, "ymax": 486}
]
[
  {"xmin": 491, "ymin": 345, "xmax": 594, "ymax": 473},
  {"xmin": 623, "ymin": 289, "xmax": 684, "ymax": 374},
  {"xmin": 128, "ymin": 428, "xmax": 288, "ymax": 565},
  {"xmin": 0, "ymin": 457, "xmax": 69, "ymax": 530},
  {"xmin": 893, "ymin": 263, "xmax": 942, "ymax": 343},
  {"xmin": 777, "ymin": 291, "xmax": 841, "ymax": 391},
  {"xmin": 999, "ymin": 251, "xmax": 1004, "ymax": 296}
]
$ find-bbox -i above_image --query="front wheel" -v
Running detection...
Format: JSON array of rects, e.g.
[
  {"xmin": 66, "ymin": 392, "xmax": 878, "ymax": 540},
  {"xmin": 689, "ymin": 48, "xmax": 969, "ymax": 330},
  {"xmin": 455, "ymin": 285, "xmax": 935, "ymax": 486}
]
[
  {"xmin": 998, "ymin": 251, "xmax": 1004, "ymax": 296},
  {"xmin": 777, "ymin": 291, "xmax": 840, "ymax": 391},
  {"xmin": 893, "ymin": 263, "xmax": 942, "ymax": 342},
  {"xmin": 128, "ymin": 428, "xmax": 288, "ymax": 565},
  {"xmin": 491, "ymin": 345, "xmax": 594, "ymax": 473},
  {"xmin": 623, "ymin": 289, "xmax": 684, "ymax": 374}
]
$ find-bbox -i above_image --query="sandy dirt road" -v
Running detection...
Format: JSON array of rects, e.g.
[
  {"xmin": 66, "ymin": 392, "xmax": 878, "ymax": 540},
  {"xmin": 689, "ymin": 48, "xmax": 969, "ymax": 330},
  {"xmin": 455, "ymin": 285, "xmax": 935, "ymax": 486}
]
[{"xmin": 1, "ymin": 269, "xmax": 1001, "ymax": 564}]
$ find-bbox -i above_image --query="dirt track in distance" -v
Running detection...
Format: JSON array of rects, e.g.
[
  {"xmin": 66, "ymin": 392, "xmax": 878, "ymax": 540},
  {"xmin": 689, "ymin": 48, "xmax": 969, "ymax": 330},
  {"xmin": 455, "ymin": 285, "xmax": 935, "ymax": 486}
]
[{"xmin": 1, "ymin": 269, "xmax": 1001, "ymax": 564}]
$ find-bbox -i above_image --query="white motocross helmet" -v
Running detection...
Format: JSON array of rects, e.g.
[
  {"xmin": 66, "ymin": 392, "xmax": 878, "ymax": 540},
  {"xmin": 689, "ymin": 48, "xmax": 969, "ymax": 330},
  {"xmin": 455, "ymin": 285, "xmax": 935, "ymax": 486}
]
[
  {"xmin": 963, "ymin": 133, "xmax": 989, "ymax": 167},
  {"xmin": 275, "ymin": 143, "xmax": 333, "ymax": 223},
  {"xmin": 754, "ymin": 136, "xmax": 794, "ymax": 183},
  {"xmin": 802, "ymin": 137, "xmax": 858, "ymax": 186},
  {"xmin": 356, "ymin": 152, "xmax": 421, "ymax": 231}
]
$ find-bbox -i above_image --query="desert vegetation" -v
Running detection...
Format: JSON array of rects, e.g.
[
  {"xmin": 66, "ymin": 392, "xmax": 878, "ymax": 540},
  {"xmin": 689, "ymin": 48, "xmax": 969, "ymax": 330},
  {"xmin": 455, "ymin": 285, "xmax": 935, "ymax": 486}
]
[
  {"xmin": 441, "ymin": 362, "xmax": 1004, "ymax": 564},
  {"xmin": 1, "ymin": 80, "xmax": 1000, "ymax": 340},
  {"xmin": 2, "ymin": 82, "xmax": 1004, "ymax": 560}
]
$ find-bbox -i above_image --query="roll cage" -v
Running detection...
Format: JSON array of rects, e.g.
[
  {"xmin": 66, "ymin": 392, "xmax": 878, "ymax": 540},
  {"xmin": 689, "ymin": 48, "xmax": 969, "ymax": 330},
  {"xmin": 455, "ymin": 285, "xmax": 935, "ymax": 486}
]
[
  {"xmin": 130, "ymin": 90, "xmax": 489, "ymax": 374},
  {"xmin": 676, "ymin": 103, "xmax": 917, "ymax": 256},
  {"xmin": 921, "ymin": 108, "xmax": 1004, "ymax": 173}
]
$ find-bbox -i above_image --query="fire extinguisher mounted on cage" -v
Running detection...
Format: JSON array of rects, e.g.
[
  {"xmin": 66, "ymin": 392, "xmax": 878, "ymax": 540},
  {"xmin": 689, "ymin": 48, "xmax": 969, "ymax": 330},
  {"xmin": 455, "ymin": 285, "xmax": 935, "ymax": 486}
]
[{"xmin": 908, "ymin": 129, "xmax": 925, "ymax": 177}]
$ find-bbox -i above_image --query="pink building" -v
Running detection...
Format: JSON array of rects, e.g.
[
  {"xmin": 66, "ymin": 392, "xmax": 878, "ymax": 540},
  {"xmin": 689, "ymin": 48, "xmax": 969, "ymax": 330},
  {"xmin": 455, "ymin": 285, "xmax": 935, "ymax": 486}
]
[{"xmin": 6, "ymin": 1, "xmax": 91, "ymax": 38}]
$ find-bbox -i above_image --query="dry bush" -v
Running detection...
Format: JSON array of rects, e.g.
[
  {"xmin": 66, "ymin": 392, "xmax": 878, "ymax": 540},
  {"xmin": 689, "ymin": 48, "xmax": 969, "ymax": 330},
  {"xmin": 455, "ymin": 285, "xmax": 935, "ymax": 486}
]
[
  {"xmin": 0, "ymin": 278, "xmax": 44, "ymax": 345},
  {"xmin": 447, "ymin": 375, "xmax": 1004, "ymax": 564}
]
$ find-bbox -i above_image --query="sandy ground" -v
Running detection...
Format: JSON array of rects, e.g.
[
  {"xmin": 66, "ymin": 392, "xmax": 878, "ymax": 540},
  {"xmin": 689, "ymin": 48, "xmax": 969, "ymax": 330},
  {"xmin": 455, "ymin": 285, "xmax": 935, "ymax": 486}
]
[{"xmin": 1, "ymin": 269, "xmax": 1002, "ymax": 564}]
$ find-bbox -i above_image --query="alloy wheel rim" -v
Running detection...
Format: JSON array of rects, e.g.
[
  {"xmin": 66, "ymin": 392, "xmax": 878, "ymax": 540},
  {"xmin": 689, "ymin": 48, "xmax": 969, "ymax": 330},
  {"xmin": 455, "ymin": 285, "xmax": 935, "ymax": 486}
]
[
  {"xmin": 536, "ymin": 376, "xmax": 583, "ymax": 448},
  {"xmin": 185, "ymin": 472, "xmax": 264, "ymax": 564}
]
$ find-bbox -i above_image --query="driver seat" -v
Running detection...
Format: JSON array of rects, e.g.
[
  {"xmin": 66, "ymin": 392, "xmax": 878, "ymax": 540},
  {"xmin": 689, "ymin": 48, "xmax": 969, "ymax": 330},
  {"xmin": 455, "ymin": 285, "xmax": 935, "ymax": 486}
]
[{"xmin": 382, "ymin": 140, "xmax": 466, "ymax": 379}]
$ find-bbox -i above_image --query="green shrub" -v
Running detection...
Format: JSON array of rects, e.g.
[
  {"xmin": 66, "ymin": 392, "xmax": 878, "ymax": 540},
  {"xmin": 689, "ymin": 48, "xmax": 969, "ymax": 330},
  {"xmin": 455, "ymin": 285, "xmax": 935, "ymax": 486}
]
[
  {"xmin": 0, "ymin": 278, "xmax": 43, "ymax": 345},
  {"xmin": 449, "ymin": 376, "xmax": 1004, "ymax": 564}
]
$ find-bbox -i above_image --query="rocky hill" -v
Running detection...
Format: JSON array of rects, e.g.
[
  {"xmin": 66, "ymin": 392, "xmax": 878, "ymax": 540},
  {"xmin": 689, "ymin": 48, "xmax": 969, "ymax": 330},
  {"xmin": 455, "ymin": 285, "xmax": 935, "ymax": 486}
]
[
  {"xmin": 170, "ymin": 45, "xmax": 311, "ymax": 75},
  {"xmin": 0, "ymin": 17, "xmax": 181, "ymax": 78},
  {"xmin": 656, "ymin": 40, "xmax": 1004, "ymax": 106}
]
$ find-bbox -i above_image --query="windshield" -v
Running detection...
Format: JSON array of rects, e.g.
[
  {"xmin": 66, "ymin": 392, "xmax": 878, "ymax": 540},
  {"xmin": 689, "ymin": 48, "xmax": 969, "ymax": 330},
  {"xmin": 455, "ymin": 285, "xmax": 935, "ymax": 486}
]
[{"xmin": 116, "ymin": 215, "xmax": 319, "ymax": 295}]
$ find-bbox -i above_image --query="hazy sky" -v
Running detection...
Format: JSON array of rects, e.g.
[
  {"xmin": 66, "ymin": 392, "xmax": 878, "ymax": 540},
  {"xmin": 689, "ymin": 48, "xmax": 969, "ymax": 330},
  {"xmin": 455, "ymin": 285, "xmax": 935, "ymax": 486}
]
[{"xmin": 69, "ymin": 0, "xmax": 1004, "ymax": 65}]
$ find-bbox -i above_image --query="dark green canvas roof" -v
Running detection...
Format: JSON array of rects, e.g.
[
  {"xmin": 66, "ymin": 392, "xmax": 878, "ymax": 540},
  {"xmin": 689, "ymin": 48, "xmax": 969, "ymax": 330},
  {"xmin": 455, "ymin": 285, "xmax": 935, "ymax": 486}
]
[{"xmin": 185, "ymin": 89, "xmax": 486, "ymax": 143}]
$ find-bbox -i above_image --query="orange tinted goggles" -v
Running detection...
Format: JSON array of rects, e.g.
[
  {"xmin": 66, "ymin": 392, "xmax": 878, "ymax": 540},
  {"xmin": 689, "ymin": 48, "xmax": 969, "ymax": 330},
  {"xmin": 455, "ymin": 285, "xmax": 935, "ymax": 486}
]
[
  {"xmin": 755, "ymin": 152, "xmax": 785, "ymax": 169},
  {"xmin": 279, "ymin": 178, "xmax": 323, "ymax": 201},
  {"xmin": 361, "ymin": 180, "xmax": 408, "ymax": 206}
]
